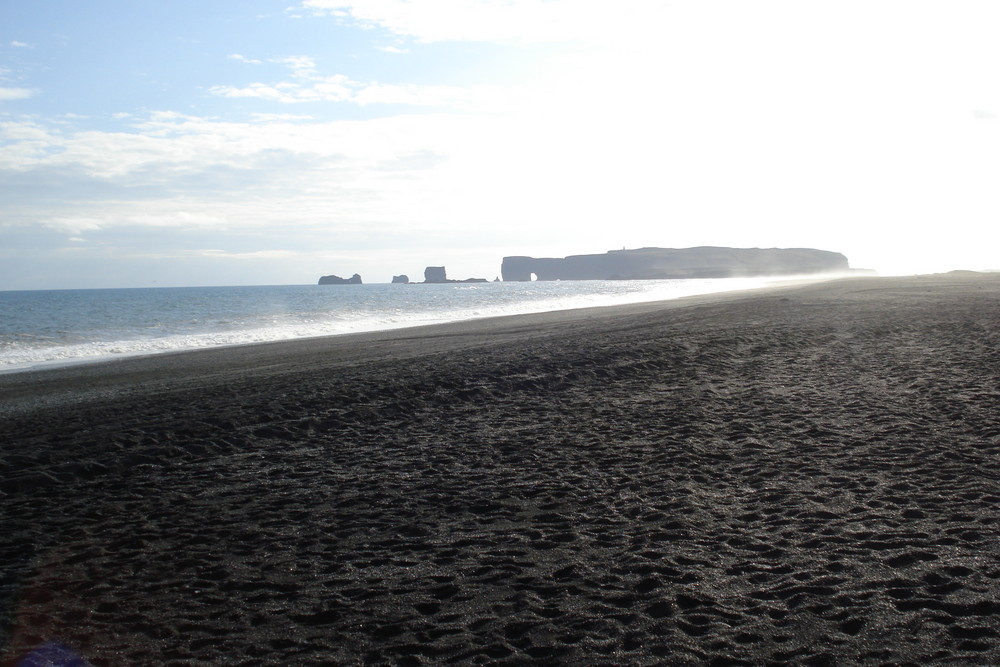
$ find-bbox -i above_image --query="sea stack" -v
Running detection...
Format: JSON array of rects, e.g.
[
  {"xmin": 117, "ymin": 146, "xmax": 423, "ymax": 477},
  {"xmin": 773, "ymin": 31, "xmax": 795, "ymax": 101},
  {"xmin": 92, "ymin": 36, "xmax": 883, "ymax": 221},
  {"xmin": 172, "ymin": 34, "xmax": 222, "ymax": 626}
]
[
  {"xmin": 318, "ymin": 273, "xmax": 363, "ymax": 285},
  {"xmin": 424, "ymin": 267, "xmax": 448, "ymax": 283}
]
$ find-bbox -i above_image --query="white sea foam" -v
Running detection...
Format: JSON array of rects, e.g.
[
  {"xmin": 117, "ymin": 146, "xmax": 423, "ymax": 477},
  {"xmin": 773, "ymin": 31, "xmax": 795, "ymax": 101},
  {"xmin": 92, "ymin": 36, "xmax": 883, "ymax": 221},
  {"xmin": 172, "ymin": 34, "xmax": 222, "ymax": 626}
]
[{"xmin": 0, "ymin": 277, "xmax": 779, "ymax": 373}]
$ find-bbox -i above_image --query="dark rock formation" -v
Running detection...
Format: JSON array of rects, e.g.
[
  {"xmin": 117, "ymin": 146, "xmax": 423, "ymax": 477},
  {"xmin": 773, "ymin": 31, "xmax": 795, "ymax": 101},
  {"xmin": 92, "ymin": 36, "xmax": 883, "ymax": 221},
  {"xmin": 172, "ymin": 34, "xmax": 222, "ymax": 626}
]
[
  {"xmin": 392, "ymin": 275, "xmax": 410, "ymax": 284},
  {"xmin": 501, "ymin": 247, "xmax": 849, "ymax": 282},
  {"xmin": 318, "ymin": 273, "xmax": 363, "ymax": 285},
  {"xmin": 423, "ymin": 267, "xmax": 488, "ymax": 284},
  {"xmin": 424, "ymin": 266, "xmax": 448, "ymax": 283}
]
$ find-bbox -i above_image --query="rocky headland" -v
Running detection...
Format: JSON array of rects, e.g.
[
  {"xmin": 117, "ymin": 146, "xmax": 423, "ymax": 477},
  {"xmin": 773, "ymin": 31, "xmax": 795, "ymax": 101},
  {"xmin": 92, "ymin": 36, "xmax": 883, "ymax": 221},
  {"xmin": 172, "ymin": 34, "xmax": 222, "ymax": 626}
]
[{"xmin": 502, "ymin": 247, "xmax": 850, "ymax": 281}]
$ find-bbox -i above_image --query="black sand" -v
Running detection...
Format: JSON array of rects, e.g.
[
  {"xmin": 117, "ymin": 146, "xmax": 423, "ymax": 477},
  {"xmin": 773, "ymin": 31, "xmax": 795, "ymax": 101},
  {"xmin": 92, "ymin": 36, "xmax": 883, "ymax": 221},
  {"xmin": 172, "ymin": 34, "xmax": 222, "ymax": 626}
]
[{"xmin": 2, "ymin": 274, "xmax": 999, "ymax": 665}]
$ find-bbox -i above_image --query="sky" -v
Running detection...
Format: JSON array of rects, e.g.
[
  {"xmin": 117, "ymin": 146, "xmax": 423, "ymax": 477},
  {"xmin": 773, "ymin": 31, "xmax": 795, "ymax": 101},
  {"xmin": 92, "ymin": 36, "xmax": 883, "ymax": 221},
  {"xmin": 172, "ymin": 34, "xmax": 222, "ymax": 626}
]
[{"xmin": 2, "ymin": 1, "xmax": 999, "ymax": 289}]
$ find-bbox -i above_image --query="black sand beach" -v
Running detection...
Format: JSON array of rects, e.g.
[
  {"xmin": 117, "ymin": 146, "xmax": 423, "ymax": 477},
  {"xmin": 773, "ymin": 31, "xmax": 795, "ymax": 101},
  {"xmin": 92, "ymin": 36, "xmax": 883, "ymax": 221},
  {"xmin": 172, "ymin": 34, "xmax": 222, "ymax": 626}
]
[{"xmin": 2, "ymin": 274, "xmax": 999, "ymax": 665}]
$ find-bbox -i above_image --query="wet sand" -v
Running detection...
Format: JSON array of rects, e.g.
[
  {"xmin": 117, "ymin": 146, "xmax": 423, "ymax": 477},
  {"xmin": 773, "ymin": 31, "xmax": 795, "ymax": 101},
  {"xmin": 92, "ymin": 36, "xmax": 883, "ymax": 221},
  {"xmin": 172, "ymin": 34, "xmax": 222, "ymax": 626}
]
[{"xmin": 2, "ymin": 273, "xmax": 999, "ymax": 665}]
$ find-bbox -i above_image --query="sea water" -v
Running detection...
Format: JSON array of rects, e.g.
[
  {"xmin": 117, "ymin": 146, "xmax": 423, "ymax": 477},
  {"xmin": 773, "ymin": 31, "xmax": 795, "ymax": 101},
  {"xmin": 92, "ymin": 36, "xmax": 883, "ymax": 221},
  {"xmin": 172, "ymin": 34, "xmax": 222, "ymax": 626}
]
[{"xmin": 0, "ymin": 277, "xmax": 772, "ymax": 373}]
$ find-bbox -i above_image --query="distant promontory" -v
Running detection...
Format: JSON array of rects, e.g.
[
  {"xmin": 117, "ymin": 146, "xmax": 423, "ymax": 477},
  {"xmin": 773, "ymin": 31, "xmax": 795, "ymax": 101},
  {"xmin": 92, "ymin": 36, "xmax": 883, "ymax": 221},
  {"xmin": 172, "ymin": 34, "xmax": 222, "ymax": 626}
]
[{"xmin": 501, "ymin": 247, "xmax": 849, "ymax": 282}]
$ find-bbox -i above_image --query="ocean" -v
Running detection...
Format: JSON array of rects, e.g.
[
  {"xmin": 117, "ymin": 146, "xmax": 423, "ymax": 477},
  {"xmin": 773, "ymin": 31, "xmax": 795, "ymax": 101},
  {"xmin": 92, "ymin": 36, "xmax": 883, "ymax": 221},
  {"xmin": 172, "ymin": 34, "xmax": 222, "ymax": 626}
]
[{"xmin": 0, "ymin": 277, "xmax": 773, "ymax": 373}]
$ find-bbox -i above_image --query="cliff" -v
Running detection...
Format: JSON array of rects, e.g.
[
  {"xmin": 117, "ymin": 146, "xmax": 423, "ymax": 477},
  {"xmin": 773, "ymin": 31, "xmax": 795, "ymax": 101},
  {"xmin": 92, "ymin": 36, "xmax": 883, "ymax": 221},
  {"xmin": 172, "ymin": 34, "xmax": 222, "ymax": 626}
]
[{"xmin": 501, "ymin": 247, "xmax": 849, "ymax": 282}]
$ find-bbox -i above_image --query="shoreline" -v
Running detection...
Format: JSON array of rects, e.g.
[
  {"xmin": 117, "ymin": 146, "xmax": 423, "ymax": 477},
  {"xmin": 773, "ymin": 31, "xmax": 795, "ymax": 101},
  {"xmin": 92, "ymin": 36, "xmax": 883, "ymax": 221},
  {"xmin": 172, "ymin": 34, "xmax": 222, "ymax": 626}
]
[
  {"xmin": 0, "ymin": 273, "xmax": 847, "ymax": 380},
  {"xmin": 3, "ymin": 272, "xmax": 1000, "ymax": 665},
  {"xmin": 0, "ymin": 274, "xmax": 839, "ymax": 417}
]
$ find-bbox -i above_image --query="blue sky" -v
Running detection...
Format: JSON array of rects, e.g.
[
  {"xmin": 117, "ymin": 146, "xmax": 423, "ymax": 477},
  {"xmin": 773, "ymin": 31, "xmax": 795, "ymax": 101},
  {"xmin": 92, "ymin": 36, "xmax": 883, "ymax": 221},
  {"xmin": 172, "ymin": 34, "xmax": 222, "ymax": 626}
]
[{"xmin": 2, "ymin": 1, "xmax": 999, "ymax": 289}]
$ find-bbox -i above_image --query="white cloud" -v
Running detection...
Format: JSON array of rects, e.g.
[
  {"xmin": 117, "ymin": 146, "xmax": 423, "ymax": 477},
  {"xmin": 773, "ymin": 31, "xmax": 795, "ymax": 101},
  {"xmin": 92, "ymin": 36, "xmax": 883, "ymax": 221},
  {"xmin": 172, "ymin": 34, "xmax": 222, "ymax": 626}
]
[
  {"xmin": 212, "ymin": 76, "xmax": 493, "ymax": 108},
  {"xmin": 198, "ymin": 249, "xmax": 299, "ymax": 260},
  {"xmin": 228, "ymin": 53, "xmax": 263, "ymax": 64},
  {"xmin": 211, "ymin": 82, "xmax": 301, "ymax": 103},
  {"xmin": 299, "ymin": 0, "xmax": 586, "ymax": 43},
  {"xmin": 0, "ymin": 120, "xmax": 51, "ymax": 142},
  {"xmin": 249, "ymin": 112, "xmax": 314, "ymax": 122},
  {"xmin": 0, "ymin": 110, "xmax": 499, "ymax": 240},
  {"xmin": 46, "ymin": 217, "xmax": 106, "ymax": 234},
  {"xmin": 0, "ymin": 87, "xmax": 36, "ymax": 101},
  {"xmin": 210, "ymin": 56, "xmax": 501, "ymax": 109},
  {"xmin": 273, "ymin": 55, "xmax": 319, "ymax": 76},
  {"xmin": 10, "ymin": 41, "xmax": 31, "ymax": 48},
  {"xmin": 16, "ymin": 210, "xmax": 234, "ymax": 236},
  {"xmin": 350, "ymin": 81, "xmax": 479, "ymax": 107},
  {"xmin": 131, "ymin": 211, "xmax": 231, "ymax": 228}
]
